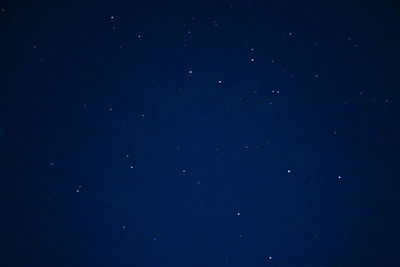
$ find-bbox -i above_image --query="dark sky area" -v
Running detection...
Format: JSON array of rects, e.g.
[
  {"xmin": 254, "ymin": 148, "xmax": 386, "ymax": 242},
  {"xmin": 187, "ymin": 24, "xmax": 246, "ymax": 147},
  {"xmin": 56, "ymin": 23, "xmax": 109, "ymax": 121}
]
[{"xmin": 1, "ymin": 0, "xmax": 400, "ymax": 266}]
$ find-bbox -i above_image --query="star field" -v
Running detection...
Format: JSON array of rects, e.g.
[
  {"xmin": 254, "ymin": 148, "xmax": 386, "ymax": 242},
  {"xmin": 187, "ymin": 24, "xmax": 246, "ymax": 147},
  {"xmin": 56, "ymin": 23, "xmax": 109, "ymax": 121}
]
[{"xmin": 1, "ymin": 0, "xmax": 400, "ymax": 266}]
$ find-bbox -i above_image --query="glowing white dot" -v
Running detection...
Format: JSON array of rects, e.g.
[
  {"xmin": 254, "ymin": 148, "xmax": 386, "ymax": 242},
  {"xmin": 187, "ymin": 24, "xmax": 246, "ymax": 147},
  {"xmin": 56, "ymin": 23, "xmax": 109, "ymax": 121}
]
[
  {"xmin": 268, "ymin": 256, "xmax": 272, "ymax": 260},
  {"xmin": 287, "ymin": 169, "xmax": 291, "ymax": 173},
  {"xmin": 188, "ymin": 70, "xmax": 193, "ymax": 74},
  {"xmin": 237, "ymin": 212, "xmax": 240, "ymax": 216}
]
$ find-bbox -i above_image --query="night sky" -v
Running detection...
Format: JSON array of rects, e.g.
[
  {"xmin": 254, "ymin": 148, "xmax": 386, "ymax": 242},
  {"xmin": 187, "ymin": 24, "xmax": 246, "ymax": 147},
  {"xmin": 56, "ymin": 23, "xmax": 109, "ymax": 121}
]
[{"xmin": 1, "ymin": 0, "xmax": 400, "ymax": 266}]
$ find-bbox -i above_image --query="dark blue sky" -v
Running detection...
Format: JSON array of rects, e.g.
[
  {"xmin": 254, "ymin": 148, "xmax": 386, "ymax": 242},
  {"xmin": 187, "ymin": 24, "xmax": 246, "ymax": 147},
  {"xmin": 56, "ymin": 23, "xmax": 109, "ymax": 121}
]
[{"xmin": 1, "ymin": 0, "xmax": 400, "ymax": 266}]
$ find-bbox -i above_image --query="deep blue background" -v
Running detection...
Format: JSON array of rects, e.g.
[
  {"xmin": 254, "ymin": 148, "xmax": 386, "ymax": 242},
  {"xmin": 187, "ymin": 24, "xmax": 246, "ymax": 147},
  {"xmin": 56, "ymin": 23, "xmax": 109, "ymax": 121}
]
[{"xmin": 1, "ymin": 0, "xmax": 399, "ymax": 266}]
